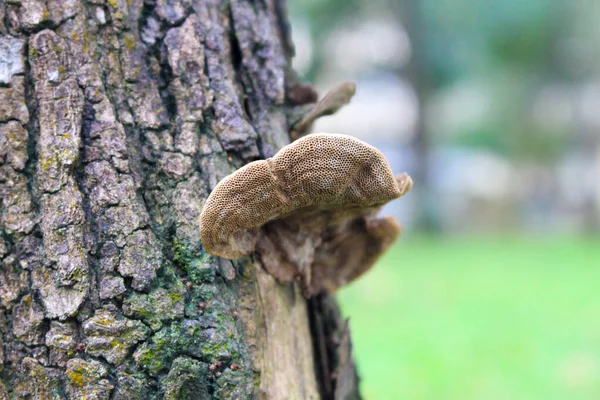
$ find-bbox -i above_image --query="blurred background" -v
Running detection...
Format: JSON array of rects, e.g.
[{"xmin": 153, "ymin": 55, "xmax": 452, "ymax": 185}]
[{"xmin": 287, "ymin": 0, "xmax": 600, "ymax": 398}]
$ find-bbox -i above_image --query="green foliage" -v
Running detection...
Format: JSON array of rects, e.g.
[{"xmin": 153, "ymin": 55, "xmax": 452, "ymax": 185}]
[
  {"xmin": 449, "ymin": 124, "xmax": 568, "ymax": 162},
  {"xmin": 339, "ymin": 235, "xmax": 600, "ymax": 400},
  {"xmin": 418, "ymin": 0, "xmax": 564, "ymax": 83}
]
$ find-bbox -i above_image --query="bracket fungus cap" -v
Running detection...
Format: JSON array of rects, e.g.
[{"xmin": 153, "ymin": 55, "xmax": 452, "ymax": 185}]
[{"xmin": 199, "ymin": 133, "xmax": 412, "ymax": 295}]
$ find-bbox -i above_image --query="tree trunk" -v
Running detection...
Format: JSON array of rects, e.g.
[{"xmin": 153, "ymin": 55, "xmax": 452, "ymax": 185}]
[
  {"xmin": 0, "ymin": 0, "xmax": 359, "ymax": 398},
  {"xmin": 398, "ymin": 0, "xmax": 438, "ymax": 233}
]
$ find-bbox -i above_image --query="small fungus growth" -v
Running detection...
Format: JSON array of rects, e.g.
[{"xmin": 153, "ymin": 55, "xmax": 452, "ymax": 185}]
[
  {"xmin": 290, "ymin": 82, "xmax": 357, "ymax": 140},
  {"xmin": 199, "ymin": 133, "xmax": 412, "ymax": 297}
]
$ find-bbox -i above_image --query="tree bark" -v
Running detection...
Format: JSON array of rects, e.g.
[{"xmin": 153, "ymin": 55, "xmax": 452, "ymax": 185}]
[{"xmin": 0, "ymin": 0, "xmax": 359, "ymax": 398}]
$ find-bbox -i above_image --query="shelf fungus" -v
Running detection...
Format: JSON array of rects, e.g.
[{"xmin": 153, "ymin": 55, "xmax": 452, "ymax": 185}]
[{"xmin": 199, "ymin": 133, "xmax": 412, "ymax": 297}]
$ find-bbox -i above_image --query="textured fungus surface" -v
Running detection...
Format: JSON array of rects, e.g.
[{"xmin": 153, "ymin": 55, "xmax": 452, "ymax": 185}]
[{"xmin": 200, "ymin": 133, "xmax": 412, "ymax": 296}]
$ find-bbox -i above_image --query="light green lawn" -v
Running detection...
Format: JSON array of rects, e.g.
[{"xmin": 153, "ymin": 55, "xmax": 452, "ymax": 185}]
[{"xmin": 337, "ymin": 235, "xmax": 600, "ymax": 400}]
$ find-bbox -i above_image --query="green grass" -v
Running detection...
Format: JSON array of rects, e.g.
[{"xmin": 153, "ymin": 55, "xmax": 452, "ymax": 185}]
[{"xmin": 337, "ymin": 235, "xmax": 600, "ymax": 400}]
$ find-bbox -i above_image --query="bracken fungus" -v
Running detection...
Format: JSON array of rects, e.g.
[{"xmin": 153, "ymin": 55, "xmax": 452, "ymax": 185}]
[{"xmin": 199, "ymin": 133, "xmax": 412, "ymax": 296}]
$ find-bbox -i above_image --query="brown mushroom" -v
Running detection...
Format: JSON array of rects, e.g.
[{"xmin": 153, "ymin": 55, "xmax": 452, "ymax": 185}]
[
  {"xmin": 199, "ymin": 133, "xmax": 412, "ymax": 296},
  {"xmin": 290, "ymin": 82, "xmax": 357, "ymax": 140}
]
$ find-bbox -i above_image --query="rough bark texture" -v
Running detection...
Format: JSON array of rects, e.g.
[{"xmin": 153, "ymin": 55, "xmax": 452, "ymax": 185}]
[{"xmin": 0, "ymin": 0, "xmax": 360, "ymax": 398}]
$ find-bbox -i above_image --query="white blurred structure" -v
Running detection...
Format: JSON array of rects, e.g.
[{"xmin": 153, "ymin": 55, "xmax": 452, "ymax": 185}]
[
  {"xmin": 314, "ymin": 75, "xmax": 418, "ymax": 143},
  {"xmin": 321, "ymin": 17, "xmax": 411, "ymax": 76}
]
